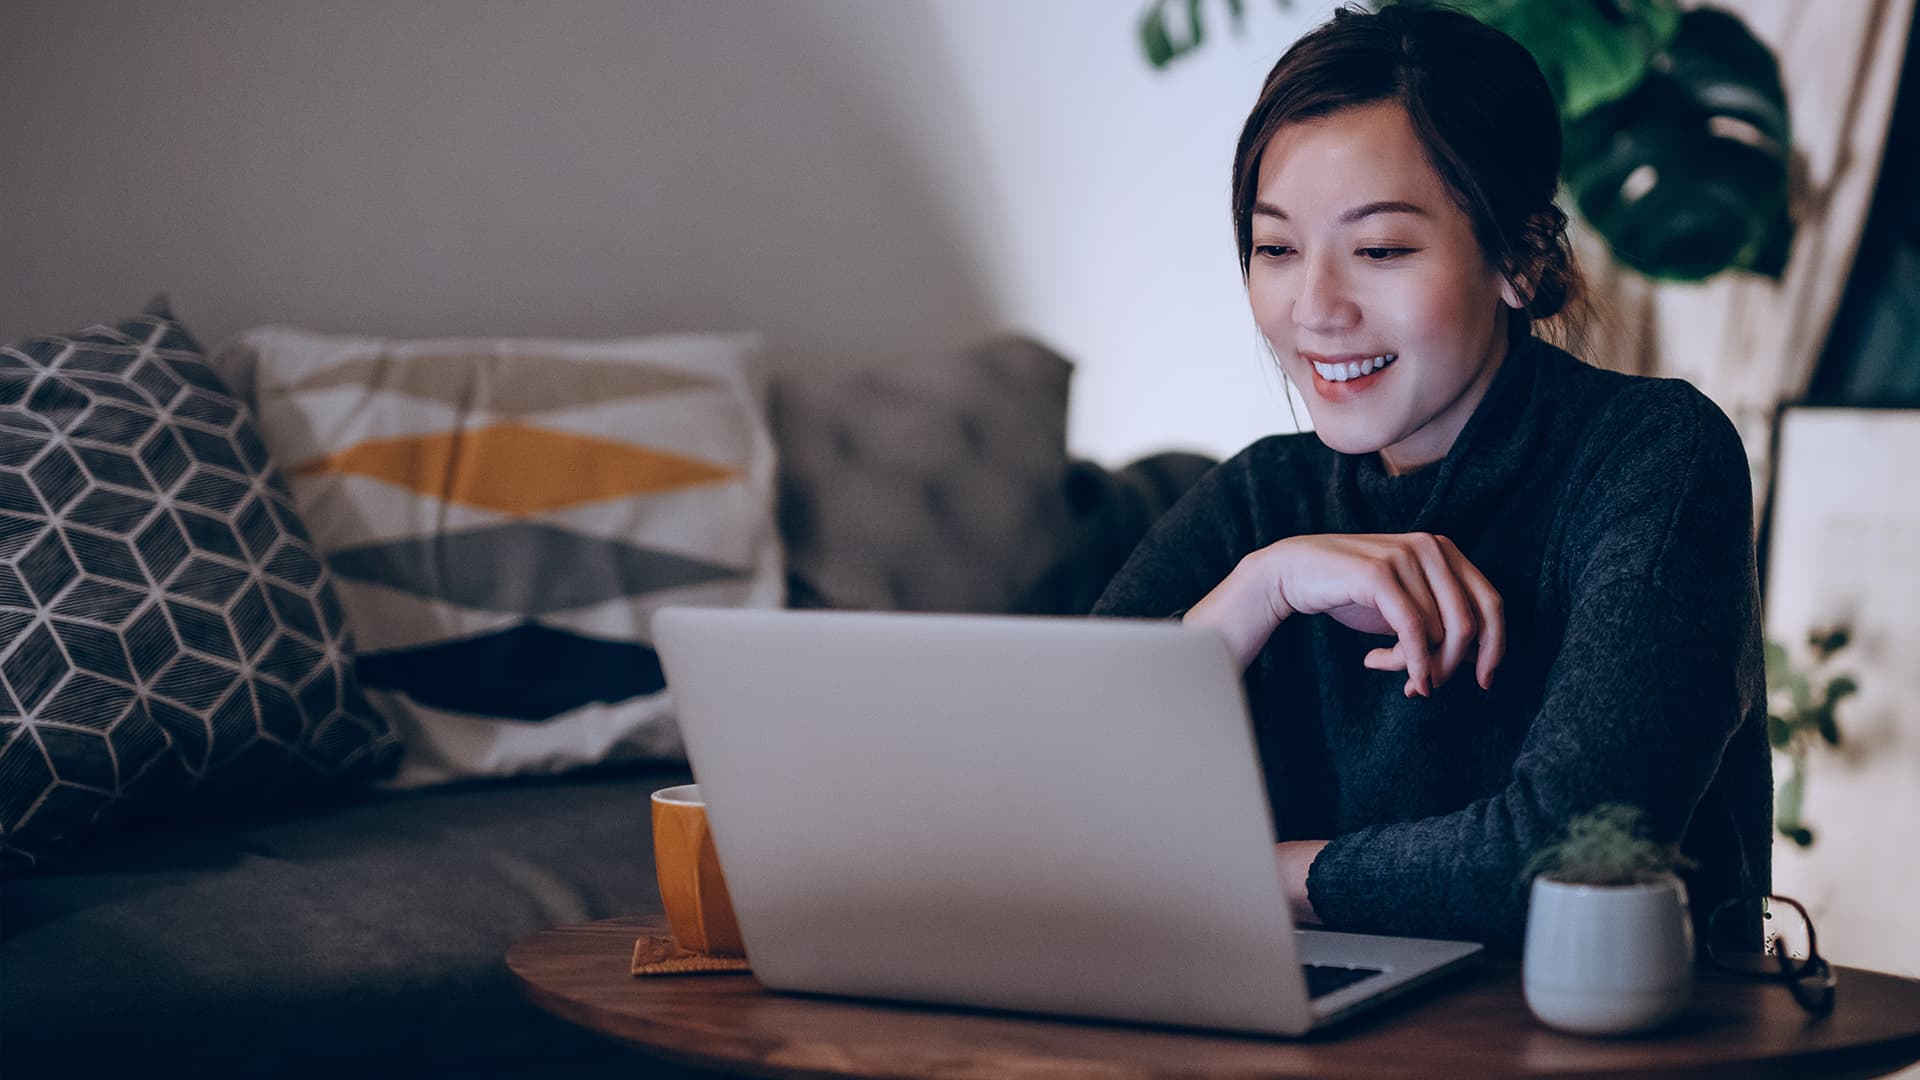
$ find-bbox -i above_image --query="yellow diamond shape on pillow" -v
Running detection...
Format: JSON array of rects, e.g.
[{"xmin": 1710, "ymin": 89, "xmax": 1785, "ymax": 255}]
[{"xmin": 291, "ymin": 422, "xmax": 739, "ymax": 515}]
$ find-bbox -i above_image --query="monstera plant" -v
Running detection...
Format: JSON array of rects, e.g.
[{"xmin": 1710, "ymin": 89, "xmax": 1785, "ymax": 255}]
[{"xmin": 1138, "ymin": 0, "xmax": 1795, "ymax": 282}]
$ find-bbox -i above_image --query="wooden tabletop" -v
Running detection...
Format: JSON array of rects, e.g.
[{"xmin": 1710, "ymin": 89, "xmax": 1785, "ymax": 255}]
[{"xmin": 508, "ymin": 916, "xmax": 1920, "ymax": 1079}]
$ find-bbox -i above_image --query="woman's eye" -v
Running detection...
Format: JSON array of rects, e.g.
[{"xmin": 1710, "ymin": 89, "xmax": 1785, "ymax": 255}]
[
  {"xmin": 1254, "ymin": 245, "xmax": 1294, "ymax": 259},
  {"xmin": 1358, "ymin": 247, "xmax": 1414, "ymax": 261}
]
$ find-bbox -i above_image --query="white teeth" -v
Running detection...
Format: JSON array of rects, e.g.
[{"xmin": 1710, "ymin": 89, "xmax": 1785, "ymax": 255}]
[{"xmin": 1310, "ymin": 353, "xmax": 1397, "ymax": 382}]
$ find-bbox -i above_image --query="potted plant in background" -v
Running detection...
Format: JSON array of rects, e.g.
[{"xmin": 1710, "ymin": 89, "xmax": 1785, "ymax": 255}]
[{"xmin": 1520, "ymin": 803, "xmax": 1698, "ymax": 1035}]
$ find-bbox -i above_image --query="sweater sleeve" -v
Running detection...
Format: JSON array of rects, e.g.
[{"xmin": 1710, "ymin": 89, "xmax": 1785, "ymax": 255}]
[{"xmin": 1305, "ymin": 383, "xmax": 1766, "ymax": 948}]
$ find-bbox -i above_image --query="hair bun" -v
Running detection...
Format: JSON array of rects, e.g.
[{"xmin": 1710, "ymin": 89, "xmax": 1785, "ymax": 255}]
[{"xmin": 1515, "ymin": 206, "xmax": 1578, "ymax": 321}]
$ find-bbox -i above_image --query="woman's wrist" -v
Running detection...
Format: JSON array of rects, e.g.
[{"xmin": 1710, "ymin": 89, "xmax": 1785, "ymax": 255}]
[
  {"xmin": 1246, "ymin": 540, "xmax": 1297, "ymax": 627},
  {"xmin": 1186, "ymin": 545, "xmax": 1295, "ymax": 669},
  {"xmin": 1276, "ymin": 839, "xmax": 1327, "ymax": 926}
]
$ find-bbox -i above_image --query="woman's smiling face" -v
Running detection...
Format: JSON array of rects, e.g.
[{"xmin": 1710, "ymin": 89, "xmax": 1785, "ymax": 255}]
[{"xmin": 1248, "ymin": 100, "xmax": 1522, "ymax": 474}]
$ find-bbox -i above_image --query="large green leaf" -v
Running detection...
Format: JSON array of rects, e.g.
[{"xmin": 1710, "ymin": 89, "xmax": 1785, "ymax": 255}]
[
  {"xmin": 1402, "ymin": 0, "xmax": 1680, "ymax": 120},
  {"xmin": 1564, "ymin": 8, "xmax": 1792, "ymax": 280}
]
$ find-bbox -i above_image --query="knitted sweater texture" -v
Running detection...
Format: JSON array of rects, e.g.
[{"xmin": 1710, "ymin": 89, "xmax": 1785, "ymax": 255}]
[{"xmin": 1092, "ymin": 336, "xmax": 1771, "ymax": 950}]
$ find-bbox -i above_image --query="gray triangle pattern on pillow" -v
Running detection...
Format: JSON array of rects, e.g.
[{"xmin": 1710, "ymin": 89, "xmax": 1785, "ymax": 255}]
[{"xmin": 0, "ymin": 303, "xmax": 400, "ymax": 870}]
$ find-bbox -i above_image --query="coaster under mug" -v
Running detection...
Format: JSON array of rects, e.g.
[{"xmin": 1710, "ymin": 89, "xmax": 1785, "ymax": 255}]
[{"xmin": 632, "ymin": 933, "xmax": 753, "ymax": 977}]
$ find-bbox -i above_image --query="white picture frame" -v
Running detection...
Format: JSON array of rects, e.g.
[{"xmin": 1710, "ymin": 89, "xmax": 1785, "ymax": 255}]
[{"xmin": 1764, "ymin": 407, "xmax": 1920, "ymax": 977}]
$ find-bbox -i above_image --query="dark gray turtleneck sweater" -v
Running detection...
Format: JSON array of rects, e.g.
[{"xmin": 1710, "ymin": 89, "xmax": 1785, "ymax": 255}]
[{"xmin": 1092, "ymin": 335, "xmax": 1771, "ymax": 951}]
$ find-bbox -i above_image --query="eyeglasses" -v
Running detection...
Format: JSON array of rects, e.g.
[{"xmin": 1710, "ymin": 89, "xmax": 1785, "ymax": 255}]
[{"xmin": 1705, "ymin": 894, "xmax": 1836, "ymax": 1016}]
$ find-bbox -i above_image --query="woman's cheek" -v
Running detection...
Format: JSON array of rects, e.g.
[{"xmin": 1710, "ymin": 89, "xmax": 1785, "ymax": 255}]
[
  {"xmin": 1379, "ymin": 274, "xmax": 1437, "ymax": 333},
  {"xmin": 1248, "ymin": 275, "xmax": 1288, "ymax": 329},
  {"xmin": 1426, "ymin": 269, "xmax": 1498, "ymax": 338},
  {"xmin": 1250, "ymin": 291, "xmax": 1295, "ymax": 354}
]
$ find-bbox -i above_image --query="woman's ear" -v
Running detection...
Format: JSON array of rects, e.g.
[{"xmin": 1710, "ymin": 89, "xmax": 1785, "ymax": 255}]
[
  {"xmin": 1500, "ymin": 276, "xmax": 1528, "ymax": 310},
  {"xmin": 1497, "ymin": 259, "xmax": 1532, "ymax": 310}
]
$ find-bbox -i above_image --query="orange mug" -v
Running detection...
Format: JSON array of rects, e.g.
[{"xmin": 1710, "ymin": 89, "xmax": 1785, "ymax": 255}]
[{"xmin": 651, "ymin": 784, "xmax": 745, "ymax": 956}]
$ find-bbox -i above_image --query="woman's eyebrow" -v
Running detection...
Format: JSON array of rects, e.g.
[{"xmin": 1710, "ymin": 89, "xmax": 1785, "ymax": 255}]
[{"xmin": 1252, "ymin": 200, "xmax": 1429, "ymax": 223}]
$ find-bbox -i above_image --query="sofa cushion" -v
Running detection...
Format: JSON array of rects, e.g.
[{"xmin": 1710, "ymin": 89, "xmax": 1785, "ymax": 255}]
[
  {"xmin": 1014, "ymin": 450, "xmax": 1221, "ymax": 615},
  {"xmin": 771, "ymin": 334, "xmax": 1075, "ymax": 613},
  {"xmin": 0, "ymin": 762, "xmax": 699, "ymax": 1078},
  {"xmin": 224, "ymin": 328, "xmax": 784, "ymax": 786},
  {"xmin": 0, "ymin": 302, "xmax": 400, "ymax": 871}
]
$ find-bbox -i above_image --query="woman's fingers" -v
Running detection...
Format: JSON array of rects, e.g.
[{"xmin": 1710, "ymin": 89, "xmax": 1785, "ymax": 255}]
[
  {"xmin": 1264, "ymin": 532, "xmax": 1503, "ymax": 695},
  {"xmin": 1362, "ymin": 536, "xmax": 1506, "ymax": 694},
  {"xmin": 1383, "ymin": 553, "xmax": 1444, "ymax": 686},
  {"xmin": 1439, "ymin": 540, "xmax": 1506, "ymax": 689},
  {"xmin": 1410, "ymin": 535, "xmax": 1479, "ymax": 689},
  {"xmin": 1364, "ymin": 572, "xmax": 1436, "ymax": 696},
  {"xmin": 1362, "ymin": 646, "xmax": 1402, "ymax": 671}
]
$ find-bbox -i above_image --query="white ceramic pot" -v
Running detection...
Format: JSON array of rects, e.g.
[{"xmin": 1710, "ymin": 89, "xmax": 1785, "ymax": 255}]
[{"xmin": 1522, "ymin": 873, "xmax": 1695, "ymax": 1035}]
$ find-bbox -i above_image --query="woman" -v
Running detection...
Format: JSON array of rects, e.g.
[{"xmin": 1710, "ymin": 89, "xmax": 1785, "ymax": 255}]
[{"xmin": 1093, "ymin": 4, "xmax": 1770, "ymax": 950}]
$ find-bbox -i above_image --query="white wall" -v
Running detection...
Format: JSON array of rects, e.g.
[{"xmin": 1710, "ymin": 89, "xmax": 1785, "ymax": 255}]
[
  {"xmin": 0, "ymin": 0, "xmax": 1334, "ymax": 464},
  {"xmin": 921, "ymin": 1, "xmax": 1335, "ymax": 460}
]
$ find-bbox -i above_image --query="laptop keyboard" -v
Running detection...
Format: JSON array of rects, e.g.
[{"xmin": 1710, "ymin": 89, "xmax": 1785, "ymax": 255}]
[{"xmin": 1303, "ymin": 963, "xmax": 1384, "ymax": 998}]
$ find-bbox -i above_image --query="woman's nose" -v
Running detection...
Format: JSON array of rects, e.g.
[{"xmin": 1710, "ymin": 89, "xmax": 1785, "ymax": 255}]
[{"xmin": 1292, "ymin": 254, "xmax": 1359, "ymax": 333}]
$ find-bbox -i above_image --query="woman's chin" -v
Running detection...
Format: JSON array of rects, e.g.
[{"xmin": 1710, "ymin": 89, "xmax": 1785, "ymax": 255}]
[{"xmin": 1307, "ymin": 420, "xmax": 1389, "ymax": 457}]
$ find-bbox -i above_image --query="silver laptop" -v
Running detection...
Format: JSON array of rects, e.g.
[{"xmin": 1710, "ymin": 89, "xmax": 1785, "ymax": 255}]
[{"xmin": 651, "ymin": 606, "xmax": 1482, "ymax": 1036}]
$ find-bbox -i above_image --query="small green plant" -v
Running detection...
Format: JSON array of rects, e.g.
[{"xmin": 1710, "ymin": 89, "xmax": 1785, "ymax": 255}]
[
  {"xmin": 1766, "ymin": 626, "xmax": 1857, "ymax": 847},
  {"xmin": 1524, "ymin": 803, "xmax": 1694, "ymax": 886}
]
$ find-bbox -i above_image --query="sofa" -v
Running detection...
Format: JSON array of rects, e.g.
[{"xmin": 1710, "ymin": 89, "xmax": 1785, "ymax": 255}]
[{"xmin": 0, "ymin": 308, "xmax": 1214, "ymax": 1079}]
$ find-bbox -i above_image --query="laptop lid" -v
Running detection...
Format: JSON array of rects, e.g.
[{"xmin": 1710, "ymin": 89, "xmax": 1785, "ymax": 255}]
[{"xmin": 653, "ymin": 606, "xmax": 1323, "ymax": 1035}]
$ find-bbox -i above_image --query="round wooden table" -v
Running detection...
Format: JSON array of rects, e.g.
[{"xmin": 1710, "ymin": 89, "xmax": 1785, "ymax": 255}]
[{"xmin": 509, "ymin": 916, "xmax": 1920, "ymax": 1079}]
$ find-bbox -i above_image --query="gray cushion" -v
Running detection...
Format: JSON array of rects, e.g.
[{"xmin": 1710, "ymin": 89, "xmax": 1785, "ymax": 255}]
[{"xmin": 771, "ymin": 334, "xmax": 1074, "ymax": 613}]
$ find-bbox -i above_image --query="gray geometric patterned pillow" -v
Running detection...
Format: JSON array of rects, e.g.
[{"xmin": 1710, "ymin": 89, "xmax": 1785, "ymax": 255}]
[{"xmin": 0, "ymin": 302, "xmax": 400, "ymax": 870}]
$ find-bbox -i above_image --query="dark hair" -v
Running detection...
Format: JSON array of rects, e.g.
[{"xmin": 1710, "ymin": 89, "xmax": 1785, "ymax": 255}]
[{"xmin": 1231, "ymin": 3, "xmax": 1585, "ymax": 336}]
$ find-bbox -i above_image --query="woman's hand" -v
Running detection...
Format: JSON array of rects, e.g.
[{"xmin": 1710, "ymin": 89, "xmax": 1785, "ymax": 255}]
[
  {"xmin": 1184, "ymin": 532, "xmax": 1504, "ymax": 696},
  {"xmin": 1276, "ymin": 840, "xmax": 1327, "ymax": 926}
]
